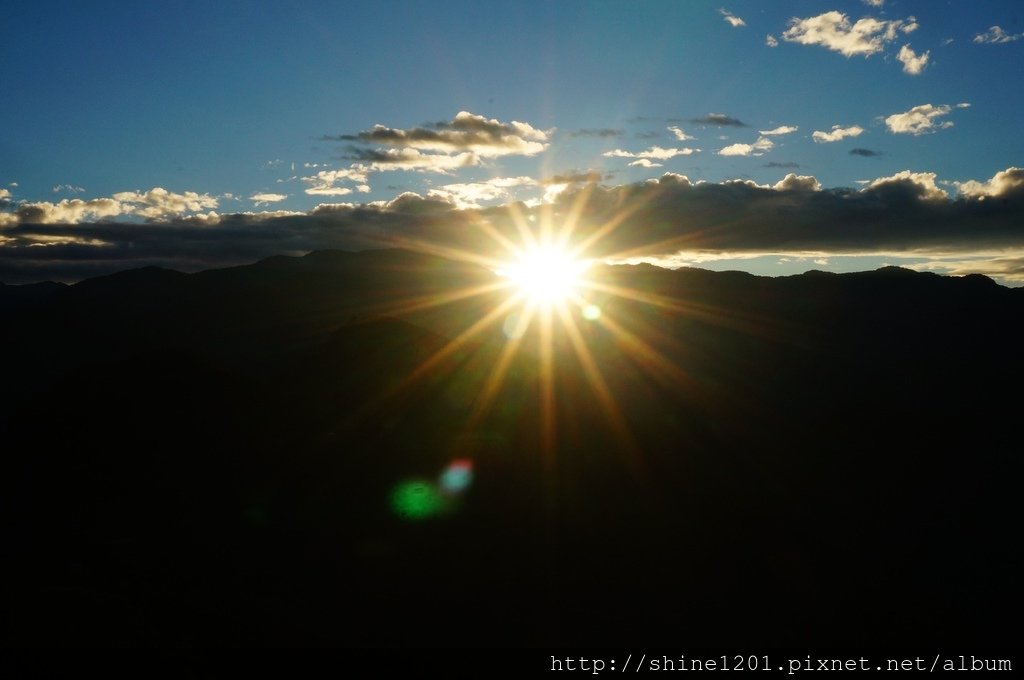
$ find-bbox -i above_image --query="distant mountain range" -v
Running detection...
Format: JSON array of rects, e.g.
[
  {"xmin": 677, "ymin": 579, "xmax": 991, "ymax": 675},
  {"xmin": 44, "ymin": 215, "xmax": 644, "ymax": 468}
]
[{"xmin": 1, "ymin": 250, "xmax": 1020, "ymax": 647}]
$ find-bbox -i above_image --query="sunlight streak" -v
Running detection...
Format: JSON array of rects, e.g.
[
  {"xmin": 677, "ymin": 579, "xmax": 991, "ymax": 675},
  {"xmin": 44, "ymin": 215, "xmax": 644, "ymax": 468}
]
[{"xmin": 556, "ymin": 301, "xmax": 641, "ymax": 464}]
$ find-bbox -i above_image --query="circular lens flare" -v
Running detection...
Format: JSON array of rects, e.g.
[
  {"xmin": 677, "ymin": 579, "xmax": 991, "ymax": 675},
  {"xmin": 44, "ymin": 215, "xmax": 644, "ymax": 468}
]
[{"xmin": 499, "ymin": 246, "xmax": 587, "ymax": 305}]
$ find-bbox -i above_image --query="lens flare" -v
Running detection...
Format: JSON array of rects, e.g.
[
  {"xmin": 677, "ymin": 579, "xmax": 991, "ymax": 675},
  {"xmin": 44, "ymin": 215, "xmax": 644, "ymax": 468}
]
[
  {"xmin": 439, "ymin": 459, "xmax": 473, "ymax": 494},
  {"xmin": 390, "ymin": 480, "xmax": 444, "ymax": 520}
]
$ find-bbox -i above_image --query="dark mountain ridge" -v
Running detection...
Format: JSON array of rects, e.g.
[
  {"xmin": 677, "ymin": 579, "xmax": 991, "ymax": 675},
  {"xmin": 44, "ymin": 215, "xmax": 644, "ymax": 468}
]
[{"xmin": 1, "ymin": 249, "xmax": 1020, "ymax": 647}]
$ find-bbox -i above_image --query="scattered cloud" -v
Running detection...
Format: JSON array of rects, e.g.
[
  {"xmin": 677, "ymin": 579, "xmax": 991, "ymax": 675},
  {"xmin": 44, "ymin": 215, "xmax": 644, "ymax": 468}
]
[
  {"xmin": 719, "ymin": 8, "xmax": 746, "ymax": 28},
  {"xmin": 250, "ymin": 192, "xmax": 288, "ymax": 206},
  {"xmin": 766, "ymin": 34, "xmax": 779, "ymax": 47},
  {"xmin": 850, "ymin": 148, "xmax": 882, "ymax": 157},
  {"xmin": 111, "ymin": 188, "xmax": 219, "ymax": 219},
  {"xmin": 782, "ymin": 11, "xmax": 909, "ymax": 57},
  {"xmin": 884, "ymin": 103, "xmax": 968, "ymax": 135},
  {"xmin": 569, "ymin": 128, "xmax": 622, "ymax": 138},
  {"xmin": 764, "ymin": 161, "xmax": 800, "ymax": 169},
  {"xmin": 812, "ymin": 125, "xmax": 864, "ymax": 143},
  {"xmin": 759, "ymin": 125, "xmax": 798, "ymax": 136},
  {"xmin": 346, "ymin": 148, "xmax": 479, "ymax": 174},
  {"xmin": 863, "ymin": 0, "xmax": 884, "ymax": 6},
  {"xmin": 604, "ymin": 146, "xmax": 699, "ymax": 160},
  {"xmin": 427, "ymin": 176, "xmax": 537, "ymax": 209},
  {"xmin": 9, "ymin": 198, "xmax": 123, "ymax": 224},
  {"xmin": 302, "ymin": 167, "xmax": 371, "ymax": 195},
  {"xmin": 667, "ymin": 126, "xmax": 696, "ymax": 141},
  {"xmin": 3, "ymin": 188, "xmax": 218, "ymax": 225},
  {"xmin": 718, "ymin": 136, "xmax": 774, "ymax": 156},
  {"xmin": 629, "ymin": 159, "xmax": 663, "ymax": 169},
  {"xmin": 897, "ymin": 44, "xmax": 929, "ymax": 75},
  {"xmin": 52, "ymin": 184, "xmax": 85, "ymax": 194},
  {"xmin": 690, "ymin": 113, "xmax": 746, "ymax": 127},
  {"xmin": 327, "ymin": 111, "xmax": 550, "ymax": 157},
  {"xmin": 973, "ymin": 26, "xmax": 1023, "ymax": 44},
  {"xmin": 901, "ymin": 17, "xmax": 919, "ymax": 34}
]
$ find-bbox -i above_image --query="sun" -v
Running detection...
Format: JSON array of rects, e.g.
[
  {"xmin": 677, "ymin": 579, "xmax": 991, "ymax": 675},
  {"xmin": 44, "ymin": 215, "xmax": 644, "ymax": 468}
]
[{"xmin": 498, "ymin": 245, "xmax": 588, "ymax": 305}]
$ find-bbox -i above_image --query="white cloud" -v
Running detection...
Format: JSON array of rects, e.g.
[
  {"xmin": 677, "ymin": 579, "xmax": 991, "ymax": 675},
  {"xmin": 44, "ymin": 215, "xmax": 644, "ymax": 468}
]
[
  {"xmin": 667, "ymin": 126, "xmax": 696, "ymax": 141},
  {"xmin": 782, "ymin": 11, "xmax": 908, "ymax": 57},
  {"xmin": 302, "ymin": 167, "xmax": 373, "ymax": 195},
  {"xmin": 897, "ymin": 44, "xmax": 929, "ymax": 75},
  {"xmin": 112, "ymin": 188, "xmax": 219, "ymax": 219},
  {"xmin": 884, "ymin": 103, "xmax": 967, "ymax": 135},
  {"xmin": 901, "ymin": 17, "xmax": 919, "ymax": 34},
  {"xmin": 954, "ymin": 167, "xmax": 1024, "ymax": 199},
  {"xmin": 812, "ymin": 125, "xmax": 864, "ymax": 143},
  {"xmin": 361, "ymin": 148, "xmax": 480, "ymax": 174},
  {"xmin": 766, "ymin": 34, "xmax": 779, "ymax": 47},
  {"xmin": 718, "ymin": 136, "xmax": 774, "ymax": 156},
  {"xmin": 604, "ymin": 145, "xmax": 699, "ymax": 160},
  {"xmin": 773, "ymin": 174, "xmax": 821, "ymax": 192},
  {"xmin": 629, "ymin": 159, "xmax": 663, "ymax": 168},
  {"xmin": 863, "ymin": 0, "xmax": 884, "ymax": 6},
  {"xmin": 5, "ymin": 188, "xmax": 219, "ymax": 225},
  {"xmin": 866, "ymin": 170, "xmax": 947, "ymax": 200},
  {"xmin": 13, "ymin": 198, "xmax": 123, "ymax": 224},
  {"xmin": 0, "ymin": 188, "xmax": 10, "ymax": 200},
  {"xmin": 759, "ymin": 125, "xmax": 798, "ymax": 136},
  {"xmin": 250, "ymin": 192, "xmax": 288, "ymax": 205},
  {"xmin": 719, "ymin": 8, "xmax": 746, "ymax": 28},
  {"xmin": 973, "ymin": 26, "xmax": 1023, "ymax": 44},
  {"xmin": 427, "ymin": 176, "xmax": 536, "ymax": 209},
  {"xmin": 52, "ymin": 184, "xmax": 85, "ymax": 194}
]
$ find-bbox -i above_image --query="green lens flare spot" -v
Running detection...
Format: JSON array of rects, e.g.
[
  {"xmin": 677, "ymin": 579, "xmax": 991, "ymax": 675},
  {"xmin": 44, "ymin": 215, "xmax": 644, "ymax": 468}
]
[{"xmin": 390, "ymin": 481, "xmax": 444, "ymax": 520}]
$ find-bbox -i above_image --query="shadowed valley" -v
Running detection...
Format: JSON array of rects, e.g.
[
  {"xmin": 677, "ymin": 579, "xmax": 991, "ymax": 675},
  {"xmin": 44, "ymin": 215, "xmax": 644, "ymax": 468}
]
[{"xmin": 1, "ymin": 249, "xmax": 1020, "ymax": 647}]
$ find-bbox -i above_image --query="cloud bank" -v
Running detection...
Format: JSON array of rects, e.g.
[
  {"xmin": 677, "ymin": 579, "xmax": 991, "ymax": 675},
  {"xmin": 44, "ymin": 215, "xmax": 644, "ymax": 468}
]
[{"xmin": 5, "ymin": 169, "xmax": 1023, "ymax": 283}]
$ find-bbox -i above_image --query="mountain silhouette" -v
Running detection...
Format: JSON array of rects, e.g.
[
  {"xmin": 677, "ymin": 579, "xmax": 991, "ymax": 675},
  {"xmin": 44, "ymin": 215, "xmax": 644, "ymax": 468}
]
[{"xmin": 1, "ymin": 249, "xmax": 1020, "ymax": 647}]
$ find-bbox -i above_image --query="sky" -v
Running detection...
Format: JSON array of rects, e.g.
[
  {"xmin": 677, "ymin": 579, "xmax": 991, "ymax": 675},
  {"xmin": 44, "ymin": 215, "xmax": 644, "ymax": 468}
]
[{"xmin": 1, "ymin": 0, "xmax": 1023, "ymax": 284}]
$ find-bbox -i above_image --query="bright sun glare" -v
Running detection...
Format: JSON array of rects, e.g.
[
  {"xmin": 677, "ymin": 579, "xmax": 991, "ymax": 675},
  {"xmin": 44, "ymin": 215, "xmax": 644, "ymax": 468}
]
[{"xmin": 499, "ymin": 246, "xmax": 588, "ymax": 305}]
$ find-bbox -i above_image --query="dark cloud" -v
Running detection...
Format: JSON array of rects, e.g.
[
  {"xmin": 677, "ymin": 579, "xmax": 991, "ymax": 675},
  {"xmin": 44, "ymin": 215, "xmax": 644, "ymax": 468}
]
[
  {"xmin": 324, "ymin": 111, "xmax": 548, "ymax": 157},
  {"xmin": 763, "ymin": 162, "xmax": 800, "ymax": 168},
  {"xmin": 690, "ymin": 113, "xmax": 747, "ymax": 127},
  {"xmin": 850, "ymin": 148, "xmax": 882, "ymax": 157},
  {"xmin": 4, "ymin": 169, "xmax": 1024, "ymax": 284},
  {"xmin": 568, "ymin": 128, "xmax": 622, "ymax": 138},
  {"xmin": 634, "ymin": 131, "xmax": 662, "ymax": 139}
]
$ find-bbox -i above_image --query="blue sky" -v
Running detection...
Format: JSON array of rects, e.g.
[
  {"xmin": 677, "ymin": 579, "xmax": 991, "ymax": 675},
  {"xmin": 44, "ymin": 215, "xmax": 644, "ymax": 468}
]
[{"xmin": 2, "ymin": 0, "xmax": 1023, "ymax": 283}]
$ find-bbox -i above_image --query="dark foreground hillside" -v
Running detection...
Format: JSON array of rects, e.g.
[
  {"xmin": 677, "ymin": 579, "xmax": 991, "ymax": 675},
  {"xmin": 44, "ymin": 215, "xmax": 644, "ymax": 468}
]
[{"xmin": 1, "ymin": 250, "xmax": 1020, "ymax": 647}]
